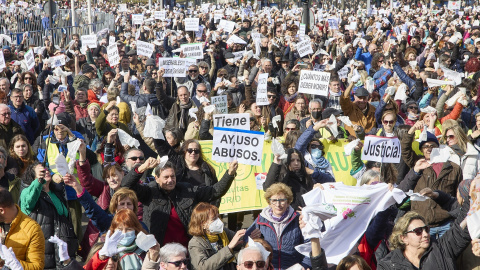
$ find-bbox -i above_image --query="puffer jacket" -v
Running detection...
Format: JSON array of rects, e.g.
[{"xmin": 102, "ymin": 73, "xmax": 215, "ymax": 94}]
[
  {"xmin": 245, "ymin": 207, "xmax": 311, "ymax": 270},
  {"xmin": 19, "ymin": 180, "xmax": 78, "ymax": 270},
  {"xmin": 4, "ymin": 205, "xmax": 45, "ymax": 270},
  {"xmin": 121, "ymin": 166, "xmax": 235, "ymax": 245},
  {"xmin": 444, "ymin": 143, "xmax": 480, "ymax": 180},
  {"xmin": 188, "ymin": 229, "xmax": 236, "ymax": 270},
  {"xmin": 8, "ymin": 102, "xmax": 40, "ymax": 144}
]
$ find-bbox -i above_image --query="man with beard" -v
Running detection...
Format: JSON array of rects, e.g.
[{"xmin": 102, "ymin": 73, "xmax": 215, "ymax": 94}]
[
  {"xmin": 340, "ymin": 85, "xmax": 376, "ymax": 136},
  {"xmin": 174, "ymin": 64, "xmax": 211, "ymax": 97}
]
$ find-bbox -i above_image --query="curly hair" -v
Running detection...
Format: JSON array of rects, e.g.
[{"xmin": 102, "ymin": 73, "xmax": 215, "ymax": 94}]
[
  {"xmin": 281, "ymin": 76, "xmax": 299, "ymax": 95},
  {"xmin": 465, "ymin": 57, "xmax": 480, "ymax": 73},
  {"xmin": 264, "ymin": 183, "xmax": 294, "ymax": 204},
  {"xmin": 389, "ymin": 211, "xmax": 426, "ymax": 250}
]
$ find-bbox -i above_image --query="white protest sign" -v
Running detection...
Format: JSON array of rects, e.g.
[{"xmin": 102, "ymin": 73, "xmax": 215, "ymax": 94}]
[
  {"xmin": 299, "ymin": 23, "xmax": 306, "ymax": 36},
  {"xmin": 211, "ymin": 95, "xmax": 228, "ymax": 114},
  {"xmin": 155, "ymin": 10, "xmax": 166, "ymax": 20},
  {"xmin": 408, "ymin": 26, "xmax": 417, "ymax": 36},
  {"xmin": 219, "ymin": 19, "xmax": 235, "ymax": 33},
  {"xmin": 213, "ymin": 113, "xmax": 250, "ymax": 130},
  {"xmin": 337, "ymin": 66, "xmax": 349, "ymax": 79},
  {"xmin": 195, "ymin": 25, "xmax": 205, "ymax": 38},
  {"xmin": 109, "ymin": 36, "xmax": 116, "ymax": 45},
  {"xmin": 214, "ymin": 13, "xmax": 223, "ymax": 23},
  {"xmin": 180, "ymin": 43, "xmax": 203, "ymax": 59},
  {"xmin": 81, "ymin": 35, "xmax": 97, "ymax": 49},
  {"xmin": 296, "ymin": 39, "xmax": 314, "ymax": 57},
  {"xmin": 0, "ymin": 51, "xmax": 5, "ymax": 71},
  {"xmin": 184, "ymin": 57, "xmax": 197, "ymax": 69},
  {"xmin": 24, "ymin": 49, "xmax": 35, "ymax": 71},
  {"xmin": 49, "ymin": 54, "xmax": 65, "ymax": 68},
  {"xmin": 158, "ymin": 58, "xmax": 187, "ymax": 77},
  {"xmin": 132, "ymin": 14, "xmax": 144, "ymax": 25},
  {"xmin": 448, "ymin": 1, "xmax": 461, "ymax": 9},
  {"xmin": 212, "ymin": 127, "xmax": 264, "ymax": 166},
  {"xmin": 107, "ymin": 44, "xmax": 120, "ymax": 67},
  {"xmin": 328, "ymin": 18, "xmax": 338, "ymax": 29},
  {"xmin": 252, "ymin": 32, "xmax": 261, "ymax": 42},
  {"xmin": 361, "ymin": 135, "xmax": 402, "ymax": 163},
  {"xmin": 298, "ymin": 70, "xmax": 330, "ymax": 96},
  {"xmin": 226, "ymin": 35, "xmax": 247, "ymax": 44},
  {"xmin": 185, "ymin": 18, "xmax": 200, "ymax": 31},
  {"xmin": 137, "ymin": 40, "xmax": 155, "ymax": 57},
  {"xmin": 256, "ymin": 73, "xmax": 269, "ymax": 106},
  {"xmin": 118, "ymin": 3, "xmax": 127, "ymax": 12},
  {"xmin": 232, "ymin": 51, "xmax": 244, "ymax": 62}
]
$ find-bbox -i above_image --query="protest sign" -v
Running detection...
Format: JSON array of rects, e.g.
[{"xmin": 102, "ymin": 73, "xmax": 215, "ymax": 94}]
[
  {"xmin": 296, "ymin": 39, "xmax": 314, "ymax": 57},
  {"xmin": 81, "ymin": 34, "xmax": 97, "ymax": 49},
  {"xmin": 232, "ymin": 51, "xmax": 244, "ymax": 62},
  {"xmin": 132, "ymin": 14, "xmax": 144, "ymax": 25},
  {"xmin": 299, "ymin": 23, "xmax": 306, "ymax": 36},
  {"xmin": 213, "ymin": 113, "xmax": 250, "ymax": 130},
  {"xmin": 252, "ymin": 32, "xmax": 261, "ymax": 42},
  {"xmin": 211, "ymin": 95, "xmax": 228, "ymax": 114},
  {"xmin": 338, "ymin": 66, "xmax": 349, "ymax": 79},
  {"xmin": 154, "ymin": 10, "xmax": 166, "ymax": 20},
  {"xmin": 0, "ymin": 51, "xmax": 5, "ymax": 71},
  {"xmin": 49, "ymin": 54, "xmax": 65, "ymax": 68},
  {"xmin": 448, "ymin": 1, "xmax": 461, "ymax": 9},
  {"xmin": 24, "ymin": 49, "xmax": 35, "ymax": 71},
  {"xmin": 219, "ymin": 19, "xmax": 236, "ymax": 33},
  {"xmin": 361, "ymin": 135, "xmax": 402, "ymax": 163},
  {"xmin": 184, "ymin": 57, "xmax": 197, "ymax": 69},
  {"xmin": 226, "ymin": 35, "xmax": 247, "ymax": 44},
  {"xmin": 158, "ymin": 58, "xmax": 187, "ymax": 77},
  {"xmin": 328, "ymin": 18, "xmax": 338, "ymax": 29},
  {"xmin": 180, "ymin": 43, "xmax": 203, "ymax": 59},
  {"xmin": 136, "ymin": 40, "xmax": 155, "ymax": 57},
  {"xmin": 195, "ymin": 25, "xmax": 205, "ymax": 38},
  {"xmin": 212, "ymin": 127, "xmax": 264, "ymax": 166},
  {"xmin": 256, "ymin": 73, "xmax": 269, "ymax": 105},
  {"xmin": 109, "ymin": 36, "xmax": 116, "ymax": 45},
  {"xmin": 107, "ymin": 44, "xmax": 120, "ymax": 67},
  {"xmin": 118, "ymin": 3, "xmax": 127, "ymax": 12},
  {"xmin": 185, "ymin": 18, "xmax": 200, "ymax": 31},
  {"xmin": 298, "ymin": 70, "xmax": 330, "ymax": 96},
  {"xmin": 408, "ymin": 26, "xmax": 417, "ymax": 36},
  {"xmin": 214, "ymin": 13, "xmax": 223, "ymax": 23}
]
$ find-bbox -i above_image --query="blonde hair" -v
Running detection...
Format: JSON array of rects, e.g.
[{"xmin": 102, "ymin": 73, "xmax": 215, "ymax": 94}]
[
  {"xmin": 264, "ymin": 183, "xmax": 294, "ymax": 204},
  {"xmin": 441, "ymin": 119, "xmax": 469, "ymax": 152},
  {"xmin": 389, "ymin": 211, "xmax": 426, "ymax": 250}
]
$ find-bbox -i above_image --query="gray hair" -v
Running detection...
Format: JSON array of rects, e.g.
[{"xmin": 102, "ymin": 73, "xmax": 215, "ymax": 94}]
[
  {"xmin": 262, "ymin": 58, "xmax": 272, "ymax": 65},
  {"xmin": 359, "ymin": 169, "xmax": 381, "ymax": 186},
  {"xmin": 309, "ymin": 99, "xmax": 323, "ymax": 109},
  {"xmin": 89, "ymin": 78, "xmax": 104, "ymax": 89},
  {"xmin": 237, "ymin": 246, "xmax": 266, "ymax": 265},
  {"xmin": 0, "ymin": 77, "xmax": 10, "ymax": 86},
  {"xmin": 0, "ymin": 104, "xmax": 10, "ymax": 112},
  {"xmin": 198, "ymin": 61, "xmax": 210, "ymax": 70},
  {"xmin": 159, "ymin": 243, "xmax": 187, "ymax": 263}
]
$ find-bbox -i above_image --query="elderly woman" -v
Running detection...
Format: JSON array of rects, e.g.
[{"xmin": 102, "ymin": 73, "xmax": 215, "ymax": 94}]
[
  {"xmin": 145, "ymin": 243, "xmax": 189, "ymax": 270},
  {"xmin": 87, "ymin": 78, "xmax": 106, "ymax": 106},
  {"xmin": 245, "ymin": 183, "xmax": 310, "ymax": 270},
  {"xmin": 95, "ymin": 101, "xmax": 132, "ymax": 138},
  {"xmin": 188, "ymin": 202, "xmax": 248, "ymax": 270}
]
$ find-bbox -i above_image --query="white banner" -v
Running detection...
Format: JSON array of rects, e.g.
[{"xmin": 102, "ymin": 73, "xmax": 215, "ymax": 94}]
[
  {"xmin": 158, "ymin": 58, "xmax": 187, "ymax": 77},
  {"xmin": 361, "ymin": 135, "xmax": 402, "ymax": 163},
  {"xmin": 24, "ymin": 49, "xmax": 35, "ymax": 71},
  {"xmin": 132, "ymin": 14, "xmax": 144, "ymax": 25},
  {"xmin": 448, "ymin": 0, "xmax": 461, "ymax": 9},
  {"xmin": 296, "ymin": 39, "xmax": 313, "ymax": 57},
  {"xmin": 256, "ymin": 73, "xmax": 269, "ymax": 105},
  {"xmin": 212, "ymin": 127, "xmax": 264, "ymax": 166},
  {"xmin": 107, "ymin": 44, "xmax": 120, "ymax": 67},
  {"xmin": 137, "ymin": 40, "xmax": 155, "ymax": 57},
  {"xmin": 180, "ymin": 43, "xmax": 203, "ymax": 59},
  {"xmin": 49, "ymin": 54, "xmax": 65, "ymax": 68},
  {"xmin": 298, "ymin": 70, "xmax": 330, "ymax": 96},
  {"xmin": 185, "ymin": 18, "xmax": 200, "ymax": 31},
  {"xmin": 0, "ymin": 51, "xmax": 5, "ymax": 71},
  {"xmin": 219, "ymin": 19, "xmax": 235, "ymax": 33},
  {"xmin": 211, "ymin": 95, "xmax": 228, "ymax": 114},
  {"xmin": 81, "ymin": 34, "xmax": 97, "ymax": 49},
  {"xmin": 154, "ymin": 11, "xmax": 166, "ymax": 20},
  {"xmin": 213, "ymin": 113, "xmax": 250, "ymax": 130}
]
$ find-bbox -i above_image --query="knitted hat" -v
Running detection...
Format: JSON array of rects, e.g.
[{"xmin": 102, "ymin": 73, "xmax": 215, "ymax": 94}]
[
  {"xmin": 82, "ymin": 64, "xmax": 95, "ymax": 74},
  {"xmin": 87, "ymin": 102, "xmax": 101, "ymax": 112},
  {"xmin": 419, "ymin": 131, "xmax": 439, "ymax": 149}
]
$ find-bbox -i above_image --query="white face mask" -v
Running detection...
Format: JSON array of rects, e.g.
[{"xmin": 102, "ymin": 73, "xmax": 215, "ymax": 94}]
[{"xmin": 208, "ymin": 218, "xmax": 224, "ymax": 234}]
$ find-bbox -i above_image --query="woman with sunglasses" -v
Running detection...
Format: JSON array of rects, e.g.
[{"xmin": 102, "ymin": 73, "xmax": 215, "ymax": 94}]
[
  {"xmin": 245, "ymin": 183, "xmax": 311, "ymax": 270},
  {"xmin": 15, "ymin": 71, "xmax": 38, "ymax": 91},
  {"xmin": 188, "ymin": 203, "xmax": 250, "ymax": 270}
]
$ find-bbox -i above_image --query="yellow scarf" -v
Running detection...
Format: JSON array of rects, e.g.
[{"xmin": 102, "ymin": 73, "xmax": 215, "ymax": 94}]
[{"xmin": 205, "ymin": 231, "xmax": 234, "ymax": 263}]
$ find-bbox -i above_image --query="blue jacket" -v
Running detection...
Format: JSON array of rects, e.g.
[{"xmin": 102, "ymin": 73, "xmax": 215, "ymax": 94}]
[
  {"xmin": 245, "ymin": 211, "xmax": 311, "ymax": 270},
  {"xmin": 355, "ymin": 47, "xmax": 373, "ymax": 72},
  {"xmin": 8, "ymin": 103, "xmax": 39, "ymax": 144}
]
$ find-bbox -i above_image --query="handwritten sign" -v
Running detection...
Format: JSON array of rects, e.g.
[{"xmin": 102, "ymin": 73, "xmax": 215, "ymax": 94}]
[
  {"xmin": 180, "ymin": 43, "xmax": 203, "ymax": 59},
  {"xmin": 107, "ymin": 44, "xmax": 120, "ymax": 67},
  {"xmin": 185, "ymin": 18, "xmax": 200, "ymax": 31},
  {"xmin": 296, "ymin": 39, "xmax": 314, "ymax": 57},
  {"xmin": 158, "ymin": 58, "xmax": 187, "ymax": 77},
  {"xmin": 136, "ymin": 40, "xmax": 155, "ymax": 57},
  {"xmin": 256, "ymin": 73, "xmax": 269, "ymax": 106},
  {"xmin": 361, "ymin": 135, "xmax": 402, "ymax": 163},
  {"xmin": 132, "ymin": 14, "xmax": 144, "ymax": 25},
  {"xmin": 81, "ymin": 34, "xmax": 97, "ymax": 49},
  {"xmin": 211, "ymin": 95, "xmax": 228, "ymax": 114},
  {"xmin": 298, "ymin": 70, "xmax": 330, "ymax": 96}
]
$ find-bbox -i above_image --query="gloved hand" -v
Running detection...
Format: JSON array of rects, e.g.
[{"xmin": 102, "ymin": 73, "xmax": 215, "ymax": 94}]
[
  {"xmin": 99, "ymin": 230, "xmax": 126, "ymax": 258},
  {"xmin": 48, "ymin": 235, "xmax": 70, "ymax": 262},
  {"xmin": 0, "ymin": 243, "xmax": 24, "ymax": 270}
]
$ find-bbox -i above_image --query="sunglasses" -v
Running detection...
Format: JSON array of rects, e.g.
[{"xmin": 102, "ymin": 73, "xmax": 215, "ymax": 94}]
[
  {"xmin": 405, "ymin": 225, "xmax": 430, "ymax": 236},
  {"xmin": 128, "ymin": 156, "xmax": 145, "ymax": 161},
  {"xmin": 218, "ymin": 73, "xmax": 227, "ymax": 77},
  {"xmin": 24, "ymin": 77, "xmax": 33, "ymax": 80},
  {"xmin": 168, "ymin": 259, "xmax": 190, "ymax": 267},
  {"xmin": 310, "ymin": 144, "xmax": 321, "ymax": 149},
  {"xmin": 267, "ymin": 95, "xmax": 276, "ymax": 99},
  {"xmin": 188, "ymin": 70, "xmax": 198, "ymax": 73},
  {"xmin": 242, "ymin": 261, "xmax": 266, "ymax": 269},
  {"xmin": 250, "ymin": 117, "xmax": 256, "ymax": 121},
  {"xmin": 111, "ymin": 254, "xmax": 120, "ymax": 262},
  {"xmin": 383, "ymin": 120, "xmax": 395, "ymax": 125},
  {"xmin": 199, "ymin": 66, "xmax": 208, "ymax": 69},
  {"xmin": 197, "ymin": 90, "xmax": 207, "ymax": 93},
  {"xmin": 187, "ymin": 148, "xmax": 200, "ymax": 154},
  {"xmin": 445, "ymin": 134, "xmax": 455, "ymax": 140}
]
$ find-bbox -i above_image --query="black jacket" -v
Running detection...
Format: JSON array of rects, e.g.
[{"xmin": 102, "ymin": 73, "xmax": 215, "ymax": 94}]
[
  {"xmin": 121, "ymin": 167, "xmax": 235, "ymax": 245},
  {"xmin": 76, "ymin": 117, "xmax": 97, "ymax": 147}
]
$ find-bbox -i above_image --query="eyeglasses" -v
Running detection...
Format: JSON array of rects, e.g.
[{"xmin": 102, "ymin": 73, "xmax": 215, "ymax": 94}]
[
  {"xmin": 0, "ymin": 154, "xmax": 5, "ymax": 159},
  {"xmin": 383, "ymin": 120, "xmax": 395, "ymax": 125},
  {"xmin": 269, "ymin": 198, "xmax": 288, "ymax": 204},
  {"xmin": 128, "ymin": 156, "xmax": 145, "ymax": 161},
  {"xmin": 11, "ymin": 95, "xmax": 23, "ymax": 99},
  {"xmin": 188, "ymin": 69, "xmax": 198, "ymax": 73},
  {"xmin": 408, "ymin": 106, "xmax": 418, "ymax": 110},
  {"xmin": 242, "ymin": 261, "xmax": 266, "ymax": 269},
  {"xmin": 168, "ymin": 259, "xmax": 190, "ymax": 267},
  {"xmin": 267, "ymin": 95, "xmax": 276, "ymax": 99},
  {"xmin": 18, "ymin": 55, "xmax": 24, "ymax": 59},
  {"xmin": 404, "ymin": 225, "xmax": 430, "ymax": 236},
  {"xmin": 187, "ymin": 148, "xmax": 200, "ymax": 154},
  {"xmin": 197, "ymin": 89, "xmax": 207, "ymax": 93},
  {"xmin": 445, "ymin": 134, "xmax": 455, "ymax": 140},
  {"xmin": 285, "ymin": 127, "xmax": 298, "ymax": 131},
  {"xmin": 310, "ymin": 144, "xmax": 321, "ymax": 149},
  {"xmin": 422, "ymin": 144, "xmax": 437, "ymax": 150},
  {"xmin": 199, "ymin": 66, "xmax": 208, "ymax": 69}
]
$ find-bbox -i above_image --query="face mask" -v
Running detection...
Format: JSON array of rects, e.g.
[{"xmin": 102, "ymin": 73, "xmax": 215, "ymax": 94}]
[
  {"xmin": 312, "ymin": 111, "xmax": 322, "ymax": 120},
  {"xmin": 208, "ymin": 218, "xmax": 224, "ymax": 234},
  {"xmin": 118, "ymin": 230, "xmax": 136, "ymax": 246},
  {"xmin": 311, "ymin": 148, "xmax": 323, "ymax": 159},
  {"xmin": 370, "ymin": 101, "xmax": 379, "ymax": 108}
]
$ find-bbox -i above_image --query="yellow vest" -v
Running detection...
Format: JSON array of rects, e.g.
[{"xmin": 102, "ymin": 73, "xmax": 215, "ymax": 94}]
[{"xmin": 46, "ymin": 138, "xmax": 79, "ymax": 177}]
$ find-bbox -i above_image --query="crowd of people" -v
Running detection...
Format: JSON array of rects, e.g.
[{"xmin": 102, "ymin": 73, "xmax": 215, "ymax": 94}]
[{"xmin": 2, "ymin": 0, "xmax": 480, "ymax": 269}]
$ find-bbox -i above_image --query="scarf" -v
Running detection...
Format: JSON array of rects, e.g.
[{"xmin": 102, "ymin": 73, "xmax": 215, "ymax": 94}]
[
  {"xmin": 79, "ymin": 102, "xmax": 88, "ymax": 108},
  {"xmin": 329, "ymin": 90, "xmax": 341, "ymax": 97},
  {"xmin": 305, "ymin": 151, "xmax": 330, "ymax": 173},
  {"xmin": 205, "ymin": 231, "xmax": 234, "ymax": 263},
  {"xmin": 285, "ymin": 92, "xmax": 299, "ymax": 103},
  {"xmin": 268, "ymin": 207, "xmax": 290, "ymax": 222},
  {"xmin": 179, "ymin": 100, "xmax": 193, "ymax": 130}
]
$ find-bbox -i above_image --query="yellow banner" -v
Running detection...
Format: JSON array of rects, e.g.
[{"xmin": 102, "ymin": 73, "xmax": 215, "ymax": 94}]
[{"xmin": 200, "ymin": 139, "xmax": 357, "ymax": 214}]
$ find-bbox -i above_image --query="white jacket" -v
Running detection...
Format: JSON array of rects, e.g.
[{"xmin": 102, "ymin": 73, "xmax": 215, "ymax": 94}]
[{"xmin": 445, "ymin": 143, "xmax": 480, "ymax": 180}]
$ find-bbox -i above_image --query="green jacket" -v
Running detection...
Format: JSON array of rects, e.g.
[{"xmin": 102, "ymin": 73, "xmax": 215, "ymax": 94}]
[{"xmin": 95, "ymin": 109, "xmax": 132, "ymax": 138}]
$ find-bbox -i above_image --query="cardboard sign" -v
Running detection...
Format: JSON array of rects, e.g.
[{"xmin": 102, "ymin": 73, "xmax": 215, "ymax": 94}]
[
  {"xmin": 132, "ymin": 14, "xmax": 144, "ymax": 25},
  {"xmin": 180, "ymin": 43, "xmax": 203, "ymax": 59},
  {"xmin": 256, "ymin": 73, "xmax": 269, "ymax": 106},
  {"xmin": 158, "ymin": 58, "xmax": 187, "ymax": 77},
  {"xmin": 296, "ymin": 39, "xmax": 314, "ymax": 57},
  {"xmin": 211, "ymin": 95, "xmax": 228, "ymax": 114},
  {"xmin": 24, "ymin": 49, "xmax": 35, "ymax": 71},
  {"xmin": 219, "ymin": 19, "xmax": 235, "ymax": 33},
  {"xmin": 185, "ymin": 18, "xmax": 200, "ymax": 31},
  {"xmin": 448, "ymin": 1, "xmax": 461, "ymax": 9},
  {"xmin": 155, "ymin": 10, "xmax": 166, "ymax": 20},
  {"xmin": 50, "ymin": 54, "xmax": 65, "ymax": 68},
  {"xmin": 298, "ymin": 70, "xmax": 330, "ymax": 96},
  {"xmin": 213, "ymin": 113, "xmax": 250, "ymax": 130},
  {"xmin": 0, "ymin": 51, "xmax": 5, "ymax": 71},
  {"xmin": 212, "ymin": 127, "xmax": 264, "ymax": 166},
  {"xmin": 81, "ymin": 34, "xmax": 98, "ymax": 49},
  {"xmin": 107, "ymin": 44, "xmax": 120, "ymax": 67},
  {"xmin": 137, "ymin": 40, "xmax": 155, "ymax": 57},
  {"xmin": 361, "ymin": 135, "xmax": 402, "ymax": 163}
]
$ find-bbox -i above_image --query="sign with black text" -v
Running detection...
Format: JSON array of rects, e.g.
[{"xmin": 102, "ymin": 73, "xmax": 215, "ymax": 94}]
[
  {"xmin": 298, "ymin": 70, "xmax": 330, "ymax": 96},
  {"xmin": 180, "ymin": 43, "xmax": 203, "ymax": 59},
  {"xmin": 158, "ymin": 58, "xmax": 187, "ymax": 77},
  {"xmin": 212, "ymin": 127, "xmax": 264, "ymax": 166},
  {"xmin": 256, "ymin": 73, "xmax": 269, "ymax": 105},
  {"xmin": 137, "ymin": 40, "xmax": 155, "ymax": 57},
  {"xmin": 185, "ymin": 18, "xmax": 200, "ymax": 31},
  {"xmin": 213, "ymin": 113, "xmax": 250, "ymax": 130},
  {"xmin": 361, "ymin": 135, "xmax": 402, "ymax": 163}
]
